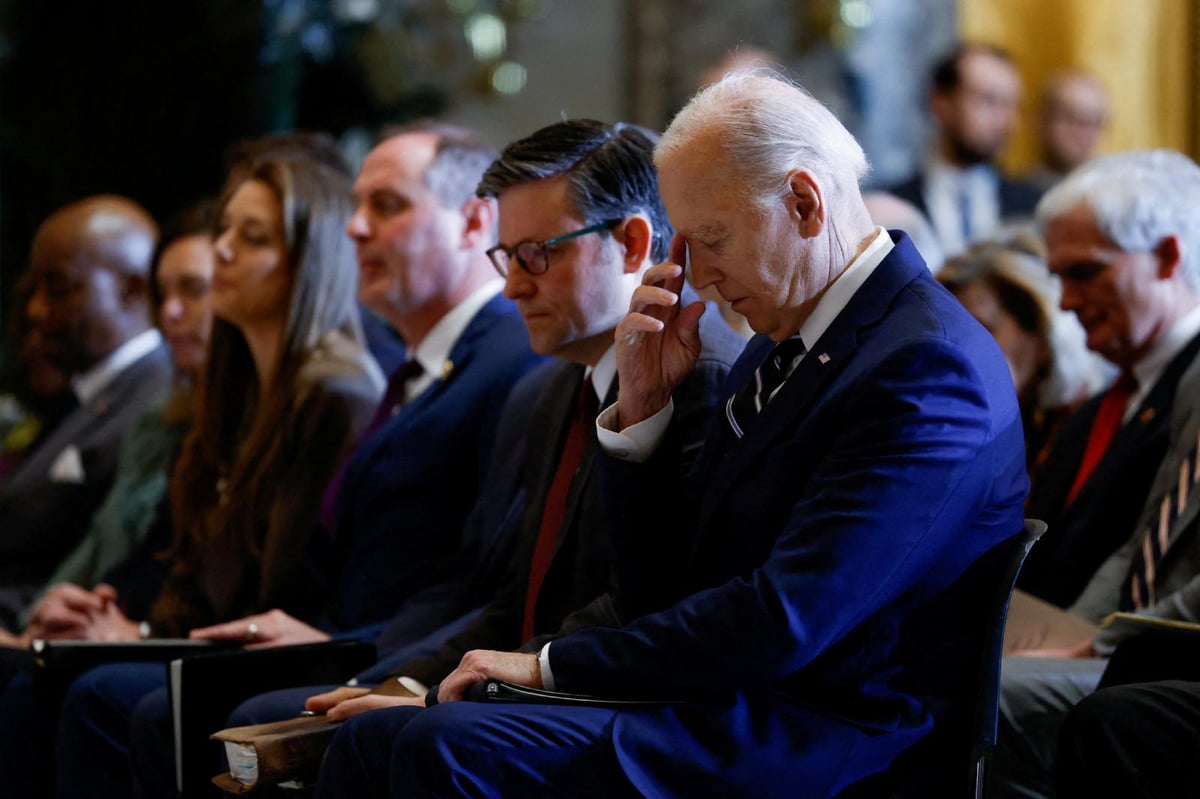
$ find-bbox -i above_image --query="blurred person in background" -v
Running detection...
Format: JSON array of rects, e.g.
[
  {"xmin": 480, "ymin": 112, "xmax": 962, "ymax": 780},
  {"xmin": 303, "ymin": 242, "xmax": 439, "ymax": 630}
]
[
  {"xmin": 886, "ymin": 43, "xmax": 1043, "ymax": 257},
  {"xmin": 0, "ymin": 196, "xmax": 172, "ymax": 631},
  {"xmin": 939, "ymin": 234, "xmax": 1110, "ymax": 491},
  {"xmin": 1026, "ymin": 69, "xmax": 1108, "ymax": 191},
  {"xmin": 0, "ymin": 201, "xmax": 218, "ymax": 648}
]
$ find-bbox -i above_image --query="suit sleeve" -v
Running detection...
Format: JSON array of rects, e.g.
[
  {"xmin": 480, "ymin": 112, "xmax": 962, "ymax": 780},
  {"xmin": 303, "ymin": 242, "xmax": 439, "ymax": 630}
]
[{"xmin": 550, "ymin": 338, "xmax": 1016, "ymax": 697}]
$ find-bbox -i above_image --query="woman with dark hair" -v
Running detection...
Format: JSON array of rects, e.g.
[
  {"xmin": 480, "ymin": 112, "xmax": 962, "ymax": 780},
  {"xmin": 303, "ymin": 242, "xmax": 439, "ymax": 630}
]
[
  {"xmin": 147, "ymin": 154, "xmax": 383, "ymax": 637},
  {"xmin": 0, "ymin": 153, "xmax": 382, "ymax": 799}
]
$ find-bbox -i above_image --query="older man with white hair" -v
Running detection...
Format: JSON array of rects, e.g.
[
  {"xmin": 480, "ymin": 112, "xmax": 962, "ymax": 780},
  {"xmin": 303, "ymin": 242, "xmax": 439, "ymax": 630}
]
[
  {"xmin": 315, "ymin": 72, "xmax": 1027, "ymax": 799},
  {"xmin": 994, "ymin": 150, "xmax": 1200, "ymax": 799}
]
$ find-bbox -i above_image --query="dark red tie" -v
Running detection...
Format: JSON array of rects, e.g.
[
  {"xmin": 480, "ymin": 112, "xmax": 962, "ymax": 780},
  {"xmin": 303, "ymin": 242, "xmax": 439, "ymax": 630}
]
[
  {"xmin": 520, "ymin": 376, "xmax": 596, "ymax": 642},
  {"xmin": 1066, "ymin": 371, "xmax": 1137, "ymax": 507},
  {"xmin": 319, "ymin": 358, "xmax": 423, "ymax": 534}
]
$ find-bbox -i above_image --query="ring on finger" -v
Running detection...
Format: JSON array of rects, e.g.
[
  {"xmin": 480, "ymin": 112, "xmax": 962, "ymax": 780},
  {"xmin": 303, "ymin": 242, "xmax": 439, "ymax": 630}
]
[{"xmin": 247, "ymin": 622, "xmax": 260, "ymax": 639}]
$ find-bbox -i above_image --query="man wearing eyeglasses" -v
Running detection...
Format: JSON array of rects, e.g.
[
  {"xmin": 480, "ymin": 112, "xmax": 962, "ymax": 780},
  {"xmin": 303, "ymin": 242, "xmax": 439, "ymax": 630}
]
[
  {"xmin": 318, "ymin": 76, "xmax": 1028, "ymax": 798},
  {"xmin": 302, "ymin": 119, "xmax": 744, "ymax": 763}
]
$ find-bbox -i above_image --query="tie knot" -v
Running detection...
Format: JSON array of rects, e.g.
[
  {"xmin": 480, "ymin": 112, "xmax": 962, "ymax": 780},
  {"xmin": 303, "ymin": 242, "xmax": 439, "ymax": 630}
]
[
  {"xmin": 767, "ymin": 336, "xmax": 807, "ymax": 375},
  {"xmin": 1113, "ymin": 370, "xmax": 1138, "ymax": 396}
]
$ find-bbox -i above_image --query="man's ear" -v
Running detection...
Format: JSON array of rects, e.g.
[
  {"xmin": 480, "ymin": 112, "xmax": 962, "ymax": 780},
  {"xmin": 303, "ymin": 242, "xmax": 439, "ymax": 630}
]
[
  {"xmin": 788, "ymin": 170, "xmax": 824, "ymax": 238},
  {"xmin": 459, "ymin": 196, "xmax": 497, "ymax": 249},
  {"xmin": 615, "ymin": 214, "xmax": 653, "ymax": 273},
  {"xmin": 1154, "ymin": 234, "xmax": 1183, "ymax": 280}
]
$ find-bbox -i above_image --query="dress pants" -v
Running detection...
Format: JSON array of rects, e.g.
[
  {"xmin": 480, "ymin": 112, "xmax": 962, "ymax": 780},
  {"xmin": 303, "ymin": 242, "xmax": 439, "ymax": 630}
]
[
  {"xmin": 988, "ymin": 655, "xmax": 1107, "ymax": 799},
  {"xmin": 314, "ymin": 701, "xmax": 640, "ymax": 799},
  {"xmin": 0, "ymin": 668, "xmax": 53, "ymax": 799},
  {"xmin": 1057, "ymin": 680, "xmax": 1200, "ymax": 799},
  {"xmin": 55, "ymin": 662, "xmax": 165, "ymax": 798}
]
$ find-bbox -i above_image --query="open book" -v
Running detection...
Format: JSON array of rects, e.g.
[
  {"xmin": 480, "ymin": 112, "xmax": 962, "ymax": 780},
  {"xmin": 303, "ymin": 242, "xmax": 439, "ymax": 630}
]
[
  {"xmin": 211, "ymin": 715, "xmax": 341, "ymax": 793},
  {"xmin": 1100, "ymin": 612, "xmax": 1200, "ymax": 636}
]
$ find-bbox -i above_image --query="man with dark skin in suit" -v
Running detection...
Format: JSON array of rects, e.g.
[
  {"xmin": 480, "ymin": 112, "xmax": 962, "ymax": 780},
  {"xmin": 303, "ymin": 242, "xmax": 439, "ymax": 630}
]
[
  {"xmin": 22, "ymin": 196, "xmax": 157, "ymax": 380},
  {"xmin": 0, "ymin": 195, "xmax": 167, "ymax": 635}
]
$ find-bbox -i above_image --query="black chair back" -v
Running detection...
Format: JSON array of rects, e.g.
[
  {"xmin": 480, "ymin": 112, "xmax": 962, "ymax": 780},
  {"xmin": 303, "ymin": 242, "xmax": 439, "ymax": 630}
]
[{"xmin": 969, "ymin": 518, "xmax": 1047, "ymax": 798}]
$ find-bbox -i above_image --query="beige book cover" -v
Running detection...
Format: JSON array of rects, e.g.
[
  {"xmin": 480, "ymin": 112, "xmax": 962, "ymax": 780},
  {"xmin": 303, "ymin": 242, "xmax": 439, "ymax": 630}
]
[
  {"xmin": 211, "ymin": 715, "xmax": 341, "ymax": 793},
  {"xmin": 1002, "ymin": 589, "xmax": 1100, "ymax": 654}
]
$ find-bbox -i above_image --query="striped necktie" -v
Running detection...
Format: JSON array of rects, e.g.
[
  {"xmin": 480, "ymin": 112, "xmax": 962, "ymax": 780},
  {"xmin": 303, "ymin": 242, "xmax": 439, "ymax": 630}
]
[
  {"xmin": 1126, "ymin": 428, "xmax": 1200, "ymax": 609},
  {"xmin": 726, "ymin": 336, "xmax": 806, "ymax": 439}
]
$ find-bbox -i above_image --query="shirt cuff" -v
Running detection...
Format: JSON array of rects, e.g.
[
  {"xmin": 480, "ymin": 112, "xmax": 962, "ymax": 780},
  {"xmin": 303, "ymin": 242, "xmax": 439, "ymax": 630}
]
[
  {"xmin": 396, "ymin": 676, "xmax": 428, "ymax": 697},
  {"xmin": 596, "ymin": 399, "xmax": 674, "ymax": 463},
  {"xmin": 538, "ymin": 641, "xmax": 556, "ymax": 691}
]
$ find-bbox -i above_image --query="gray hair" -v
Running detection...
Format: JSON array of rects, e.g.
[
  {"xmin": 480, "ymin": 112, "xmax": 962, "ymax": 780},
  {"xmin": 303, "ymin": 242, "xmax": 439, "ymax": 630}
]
[
  {"xmin": 1035, "ymin": 149, "xmax": 1200, "ymax": 291},
  {"xmin": 383, "ymin": 121, "xmax": 498, "ymax": 210},
  {"xmin": 656, "ymin": 70, "xmax": 869, "ymax": 210}
]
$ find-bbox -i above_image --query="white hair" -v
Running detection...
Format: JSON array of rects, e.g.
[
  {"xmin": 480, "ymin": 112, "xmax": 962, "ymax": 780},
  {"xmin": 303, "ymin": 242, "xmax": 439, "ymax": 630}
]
[
  {"xmin": 656, "ymin": 70, "xmax": 870, "ymax": 210},
  {"xmin": 1036, "ymin": 149, "xmax": 1200, "ymax": 291}
]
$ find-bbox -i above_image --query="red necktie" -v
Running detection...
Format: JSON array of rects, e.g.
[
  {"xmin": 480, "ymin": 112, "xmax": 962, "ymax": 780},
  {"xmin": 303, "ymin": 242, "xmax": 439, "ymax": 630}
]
[
  {"xmin": 520, "ymin": 376, "xmax": 596, "ymax": 642},
  {"xmin": 1066, "ymin": 371, "xmax": 1137, "ymax": 507}
]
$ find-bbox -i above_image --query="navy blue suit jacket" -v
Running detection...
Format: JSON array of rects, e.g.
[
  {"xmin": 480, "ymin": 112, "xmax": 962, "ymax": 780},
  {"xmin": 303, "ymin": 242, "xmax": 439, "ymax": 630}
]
[
  {"xmin": 548, "ymin": 235, "xmax": 1029, "ymax": 797},
  {"xmin": 320, "ymin": 293, "xmax": 545, "ymax": 633}
]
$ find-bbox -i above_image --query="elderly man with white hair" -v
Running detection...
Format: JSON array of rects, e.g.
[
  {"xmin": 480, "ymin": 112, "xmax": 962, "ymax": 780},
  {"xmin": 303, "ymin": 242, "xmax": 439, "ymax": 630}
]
[
  {"xmin": 993, "ymin": 150, "xmax": 1200, "ymax": 799},
  {"xmin": 314, "ymin": 72, "xmax": 1028, "ymax": 799}
]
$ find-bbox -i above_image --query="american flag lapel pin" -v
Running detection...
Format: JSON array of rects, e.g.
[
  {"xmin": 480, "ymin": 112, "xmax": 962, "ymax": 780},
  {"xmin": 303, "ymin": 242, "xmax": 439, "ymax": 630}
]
[{"xmin": 818, "ymin": 353, "xmax": 831, "ymax": 364}]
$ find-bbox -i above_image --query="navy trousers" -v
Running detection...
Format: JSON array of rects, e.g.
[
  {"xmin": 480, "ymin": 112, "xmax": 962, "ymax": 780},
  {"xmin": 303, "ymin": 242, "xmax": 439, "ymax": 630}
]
[
  {"xmin": 56, "ymin": 662, "xmax": 166, "ymax": 799},
  {"xmin": 314, "ymin": 701, "xmax": 640, "ymax": 798}
]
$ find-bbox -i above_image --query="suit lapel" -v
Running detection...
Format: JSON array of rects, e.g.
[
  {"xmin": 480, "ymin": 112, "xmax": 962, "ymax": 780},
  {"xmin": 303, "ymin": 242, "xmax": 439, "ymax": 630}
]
[
  {"xmin": 695, "ymin": 236, "xmax": 926, "ymax": 531},
  {"xmin": 337, "ymin": 296, "xmax": 503, "ymax": 516},
  {"xmin": 1074, "ymin": 332, "xmax": 1200, "ymax": 514}
]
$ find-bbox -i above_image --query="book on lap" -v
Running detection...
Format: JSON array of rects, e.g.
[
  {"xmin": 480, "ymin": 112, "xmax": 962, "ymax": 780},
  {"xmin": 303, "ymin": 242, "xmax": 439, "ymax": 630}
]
[{"xmin": 211, "ymin": 715, "xmax": 342, "ymax": 793}]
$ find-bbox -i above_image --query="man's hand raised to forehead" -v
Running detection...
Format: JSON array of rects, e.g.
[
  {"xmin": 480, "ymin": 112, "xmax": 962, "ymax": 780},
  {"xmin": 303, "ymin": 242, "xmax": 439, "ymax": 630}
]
[{"xmin": 614, "ymin": 235, "xmax": 706, "ymax": 427}]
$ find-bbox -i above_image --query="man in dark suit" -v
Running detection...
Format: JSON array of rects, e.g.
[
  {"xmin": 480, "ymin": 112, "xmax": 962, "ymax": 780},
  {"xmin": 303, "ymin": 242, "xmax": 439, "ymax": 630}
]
[
  {"xmin": 1017, "ymin": 150, "xmax": 1200, "ymax": 609},
  {"xmin": 885, "ymin": 43, "xmax": 1043, "ymax": 257},
  {"xmin": 0, "ymin": 196, "xmax": 172, "ymax": 631},
  {"xmin": 992, "ymin": 151, "xmax": 1200, "ymax": 799},
  {"xmin": 242, "ymin": 120, "xmax": 741, "ymax": 730},
  {"xmin": 315, "ymin": 73, "xmax": 1027, "ymax": 798}
]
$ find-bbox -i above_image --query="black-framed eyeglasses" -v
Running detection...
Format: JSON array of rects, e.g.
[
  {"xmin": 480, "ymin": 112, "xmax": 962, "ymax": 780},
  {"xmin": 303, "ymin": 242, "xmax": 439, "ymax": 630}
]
[{"xmin": 487, "ymin": 219, "xmax": 622, "ymax": 277}]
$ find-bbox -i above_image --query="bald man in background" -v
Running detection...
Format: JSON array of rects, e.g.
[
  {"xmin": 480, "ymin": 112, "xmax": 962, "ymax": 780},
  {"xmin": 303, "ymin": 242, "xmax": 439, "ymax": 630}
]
[
  {"xmin": 1027, "ymin": 69, "xmax": 1108, "ymax": 190},
  {"xmin": 0, "ymin": 195, "xmax": 172, "ymax": 631}
]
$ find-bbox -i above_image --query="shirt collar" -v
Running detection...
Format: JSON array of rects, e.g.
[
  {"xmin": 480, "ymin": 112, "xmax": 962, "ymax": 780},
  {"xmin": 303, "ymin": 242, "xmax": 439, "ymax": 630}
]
[
  {"xmin": 72, "ymin": 329, "xmax": 162, "ymax": 406},
  {"xmin": 587, "ymin": 344, "xmax": 617, "ymax": 404},
  {"xmin": 795, "ymin": 227, "xmax": 893, "ymax": 352},
  {"xmin": 1128, "ymin": 303, "xmax": 1200, "ymax": 412},
  {"xmin": 411, "ymin": 280, "xmax": 503, "ymax": 380}
]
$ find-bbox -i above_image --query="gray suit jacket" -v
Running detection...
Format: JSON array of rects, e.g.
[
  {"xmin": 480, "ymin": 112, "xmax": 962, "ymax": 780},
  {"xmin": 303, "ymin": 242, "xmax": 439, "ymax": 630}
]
[
  {"xmin": 1072, "ymin": 352, "xmax": 1200, "ymax": 654},
  {"xmin": 0, "ymin": 341, "xmax": 173, "ymax": 628}
]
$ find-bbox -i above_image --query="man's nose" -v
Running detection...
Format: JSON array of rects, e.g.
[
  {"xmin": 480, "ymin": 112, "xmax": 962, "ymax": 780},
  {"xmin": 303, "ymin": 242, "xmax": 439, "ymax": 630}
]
[
  {"xmin": 161, "ymin": 296, "xmax": 184, "ymax": 323},
  {"xmin": 25, "ymin": 285, "xmax": 51, "ymax": 325},
  {"xmin": 502, "ymin": 263, "xmax": 535, "ymax": 300},
  {"xmin": 346, "ymin": 208, "xmax": 370, "ymax": 240}
]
